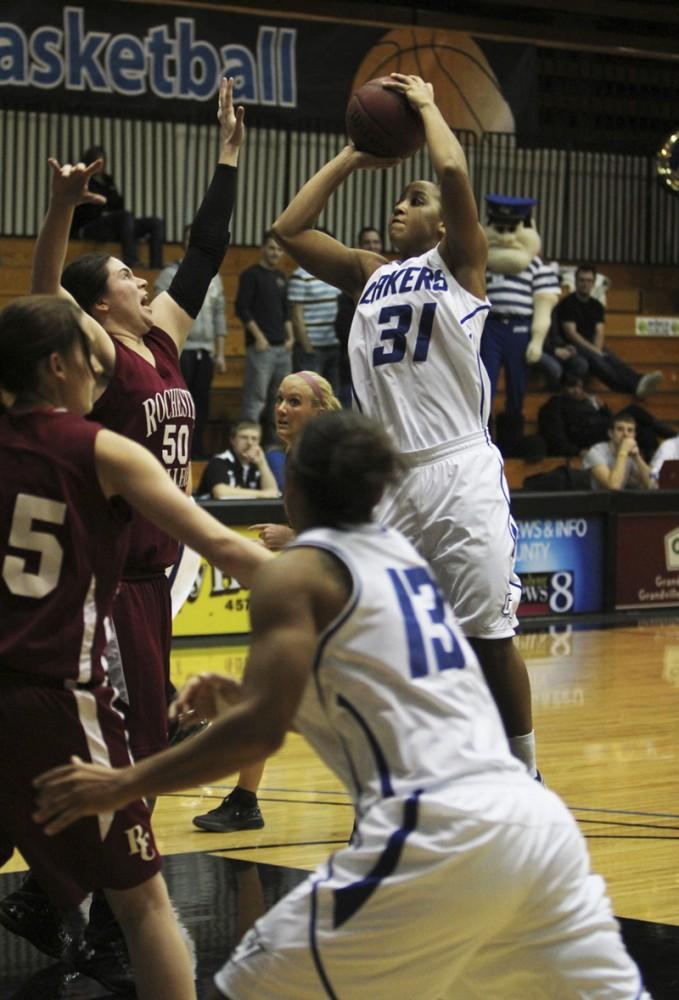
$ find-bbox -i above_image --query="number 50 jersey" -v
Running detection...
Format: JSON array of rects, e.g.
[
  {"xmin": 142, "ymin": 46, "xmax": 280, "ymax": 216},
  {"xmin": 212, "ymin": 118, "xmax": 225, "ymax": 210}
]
[
  {"xmin": 349, "ymin": 246, "xmax": 491, "ymax": 453},
  {"xmin": 290, "ymin": 524, "xmax": 522, "ymax": 814}
]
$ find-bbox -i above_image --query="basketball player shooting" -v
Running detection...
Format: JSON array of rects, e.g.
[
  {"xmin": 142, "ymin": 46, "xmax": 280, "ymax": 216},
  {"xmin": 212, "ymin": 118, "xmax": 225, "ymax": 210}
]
[{"xmin": 271, "ymin": 73, "xmax": 539, "ymax": 778}]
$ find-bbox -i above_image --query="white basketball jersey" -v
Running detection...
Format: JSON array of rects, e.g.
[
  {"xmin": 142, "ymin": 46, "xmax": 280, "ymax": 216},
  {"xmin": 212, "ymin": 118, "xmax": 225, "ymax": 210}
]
[
  {"xmin": 349, "ymin": 245, "xmax": 491, "ymax": 453},
  {"xmin": 290, "ymin": 524, "xmax": 522, "ymax": 817}
]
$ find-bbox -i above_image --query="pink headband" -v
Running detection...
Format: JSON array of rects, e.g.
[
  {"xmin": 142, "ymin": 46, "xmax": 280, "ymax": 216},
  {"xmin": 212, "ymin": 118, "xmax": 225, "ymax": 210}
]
[{"xmin": 296, "ymin": 370, "xmax": 325, "ymax": 403}]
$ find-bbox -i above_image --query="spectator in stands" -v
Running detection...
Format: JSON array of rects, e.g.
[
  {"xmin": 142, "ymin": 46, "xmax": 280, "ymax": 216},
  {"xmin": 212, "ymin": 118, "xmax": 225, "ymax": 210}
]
[
  {"xmin": 650, "ymin": 432, "xmax": 679, "ymax": 485},
  {"xmin": 287, "ymin": 234, "xmax": 341, "ymax": 392},
  {"xmin": 236, "ymin": 231, "xmax": 293, "ymax": 443},
  {"xmin": 539, "ymin": 375, "xmax": 675, "ymax": 462},
  {"xmin": 70, "ymin": 145, "xmax": 164, "ymax": 268},
  {"xmin": 538, "ymin": 374, "xmax": 610, "ymax": 456},
  {"xmin": 554, "ymin": 264, "xmax": 662, "ymax": 399},
  {"xmin": 197, "ymin": 420, "xmax": 279, "ymax": 498},
  {"xmin": 155, "ymin": 224, "xmax": 226, "ymax": 458},
  {"xmin": 583, "ymin": 410, "xmax": 654, "ymax": 490},
  {"xmin": 535, "ymin": 316, "xmax": 589, "ymax": 389},
  {"xmin": 335, "ymin": 226, "xmax": 384, "ymax": 406}
]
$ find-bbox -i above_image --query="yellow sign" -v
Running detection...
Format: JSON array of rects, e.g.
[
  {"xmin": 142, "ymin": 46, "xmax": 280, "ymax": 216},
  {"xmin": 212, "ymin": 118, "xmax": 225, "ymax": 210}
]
[
  {"xmin": 173, "ymin": 528, "xmax": 258, "ymax": 638},
  {"xmin": 170, "ymin": 644, "xmax": 250, "ymax": 689}
]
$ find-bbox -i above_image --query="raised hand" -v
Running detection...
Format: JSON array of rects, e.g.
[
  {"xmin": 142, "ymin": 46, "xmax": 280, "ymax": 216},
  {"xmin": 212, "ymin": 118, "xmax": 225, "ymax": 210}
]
[
  {"xmin": 33, "ymin": 755, "xmax": 132, "ymax": 836},
  {"xmin": 47, "ymin": 157, "xmax": 107, "ymax": 208},
  {"xmin": 218, "ymin": 76, "xmax": 246, "ymax": 163},
  {"xmin": 383, "ymin": 73, "xmax": 435, "ymax": 112}
]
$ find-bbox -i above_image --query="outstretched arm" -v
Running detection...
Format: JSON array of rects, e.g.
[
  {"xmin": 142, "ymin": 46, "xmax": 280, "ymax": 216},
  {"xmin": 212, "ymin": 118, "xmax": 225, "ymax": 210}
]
[
  {"xmin": 32, "ymin": 159, "xmax": 116, "ymax": 373},
  {"xmin": 385, "ymin": 74, "xmax": 487, "ymax": 297},
  {"xmin": 94, "ymin": 429, "xmax": 272, "ymax": 585},
  {"xmin": 272, "ymin": 148, "xmax": 388, "ymax": 299},
  {"xmin": 33, "ymin": 550, "xmax": 335, "ymax": 832},
  {"xmin": 152, "ymin": 77, "xmax": 245, "ymax": 350}
]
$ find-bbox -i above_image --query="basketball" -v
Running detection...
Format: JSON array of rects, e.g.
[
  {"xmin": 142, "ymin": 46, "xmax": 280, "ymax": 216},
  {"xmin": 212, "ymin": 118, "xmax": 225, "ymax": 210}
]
[{"xmin": 345, "ymin": 77, "xmax": 426, "ymax": 158}]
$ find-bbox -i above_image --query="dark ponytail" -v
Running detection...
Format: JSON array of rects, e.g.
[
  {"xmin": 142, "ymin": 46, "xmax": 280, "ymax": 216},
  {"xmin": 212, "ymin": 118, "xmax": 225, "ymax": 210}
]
[
  {"xmin": 0, "ymin": 295, "xmax": 83, "ymax": 400},
  {"xmin": 288, "ymin": 411, "xmax": 403, "ymax": 526},
  {"xmin": 62, "ymin": 251, "xmax": 110, "ymax": 315}
]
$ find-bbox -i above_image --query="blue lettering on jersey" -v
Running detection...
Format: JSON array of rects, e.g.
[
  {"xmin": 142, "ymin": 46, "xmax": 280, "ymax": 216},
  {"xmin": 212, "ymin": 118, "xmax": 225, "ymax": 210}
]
[
  {"xmin": 388, "ymin": 566, "xmax": 466, "ymax": 677},
  {"xmin": 373, "ymin": 302, "xmax": 437, "ymax": 367},
  {"xmin": 359, "ymin": 266, "xmax": 448, "ymax": 306}
]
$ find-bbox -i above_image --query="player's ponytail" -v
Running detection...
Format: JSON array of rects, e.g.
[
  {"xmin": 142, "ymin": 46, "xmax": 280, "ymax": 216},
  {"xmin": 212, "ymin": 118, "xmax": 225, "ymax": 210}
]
[
  {"xmin": 289, "ymin": 411, "xmax": 403, "ymax": 526},
  {"xmin": 62, "ymin": 251, "xmax": 110, "ymax": 315},
  {"xmin": 0, "ymin": 296, "xmax": 83, "ymax": 402}
]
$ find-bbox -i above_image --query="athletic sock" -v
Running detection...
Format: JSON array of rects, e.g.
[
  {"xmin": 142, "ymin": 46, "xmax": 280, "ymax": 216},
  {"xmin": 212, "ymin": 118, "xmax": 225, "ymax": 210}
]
[{"xmin": 508, "ymin": 730, "xmax": 538, "ymax": 778}]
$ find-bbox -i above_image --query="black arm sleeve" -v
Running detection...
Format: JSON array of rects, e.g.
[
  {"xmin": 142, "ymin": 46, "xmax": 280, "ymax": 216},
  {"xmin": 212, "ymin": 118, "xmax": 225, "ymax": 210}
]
[{"xmin": 168, "ymin": 164, "xmax": 237, "ymax": 318}]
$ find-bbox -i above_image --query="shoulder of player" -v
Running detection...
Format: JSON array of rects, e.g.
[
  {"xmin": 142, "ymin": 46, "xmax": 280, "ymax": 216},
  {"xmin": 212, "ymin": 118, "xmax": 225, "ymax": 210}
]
[
  {"xmin": 258, "ymin": 544, "xmax": 347, "ymax": 593},
  {"xmin": 252, "ymin": 544, "xmax": 351, "ymax": 631}
]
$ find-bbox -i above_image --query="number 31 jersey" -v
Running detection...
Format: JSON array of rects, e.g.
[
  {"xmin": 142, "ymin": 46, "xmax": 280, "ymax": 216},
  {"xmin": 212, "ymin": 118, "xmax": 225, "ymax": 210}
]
[
  {"xmin": 290, "ymin": 524, "xmax": 522, "ymax": 814},
  {"xmin": 349, "ymin": 245, "xmax": 491, "ymax": 453}
]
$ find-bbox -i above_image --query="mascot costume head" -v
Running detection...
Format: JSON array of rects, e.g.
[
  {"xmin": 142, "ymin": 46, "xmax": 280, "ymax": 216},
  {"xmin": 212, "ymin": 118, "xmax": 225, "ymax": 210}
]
[{"xmin": 480, "ymin": 195, "xmax": 560, "ymax": 457}]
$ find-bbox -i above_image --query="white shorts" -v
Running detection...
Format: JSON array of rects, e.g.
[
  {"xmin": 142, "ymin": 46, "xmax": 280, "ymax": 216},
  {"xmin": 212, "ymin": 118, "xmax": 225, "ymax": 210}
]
[
  {"xmin": 377, "ymin": 435, "xmax": 521, "ymax": 639},
  {"xmin": 215, "ymin": 782, "xmax": 647, "ymax": 1000}
]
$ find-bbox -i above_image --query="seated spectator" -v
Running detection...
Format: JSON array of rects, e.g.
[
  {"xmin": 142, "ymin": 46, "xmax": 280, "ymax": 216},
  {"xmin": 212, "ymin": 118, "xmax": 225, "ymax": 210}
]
[
  {"xmin": 554, "ymin": 264, "xmax": 662, "ymax": 399},
  {"xmin": 540, "ymin": 375, "xmax": 675, "ymax": 462},
  {"xmin": 70, "ymin": 145, "xmax": 165, "ymax": 268},
  {"xmin": 535, "ymin": 316, "xmax": 589, "ymax": 390},
  {"xmin": 650, "ymin": 433, "xmax": 679, "ymax": 485},
  {"xmin": 538, "ymin": 374, "xmax": 610, "ymax": 456},
  {"xmin": 197, "ymin": 421, "xmax": 279, "ymax": 499},
  {"xmin": 582, "ymin": 410, "xmax": 654, "ymax": 490},
  {"xmin": 558, "ymin": 263, "xmax": 611, "ymax": 305}
]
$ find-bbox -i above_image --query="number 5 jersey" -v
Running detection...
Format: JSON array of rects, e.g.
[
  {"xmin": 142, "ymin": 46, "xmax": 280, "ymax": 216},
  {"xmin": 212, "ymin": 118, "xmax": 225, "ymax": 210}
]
[{"xmin": 0, "ymin": 409, "xmax": 128, "ymax": 685}]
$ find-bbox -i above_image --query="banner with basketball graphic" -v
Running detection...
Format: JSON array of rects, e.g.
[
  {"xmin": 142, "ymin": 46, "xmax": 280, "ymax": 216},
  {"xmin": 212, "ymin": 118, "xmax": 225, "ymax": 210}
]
[{"xmin": 0, "ymin": 2, "xmax": 537, "ymax": 137}]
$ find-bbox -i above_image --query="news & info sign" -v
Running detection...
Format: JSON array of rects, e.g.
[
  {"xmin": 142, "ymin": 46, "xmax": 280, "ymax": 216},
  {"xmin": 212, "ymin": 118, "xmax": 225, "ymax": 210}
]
[{"xmin": 515, "ymin": 516, "xmax": 604, "ymax": 617}]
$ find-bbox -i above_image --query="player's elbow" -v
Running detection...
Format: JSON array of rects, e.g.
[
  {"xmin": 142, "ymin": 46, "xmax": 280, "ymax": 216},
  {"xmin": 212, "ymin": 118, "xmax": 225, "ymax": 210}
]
[{"xmin": 270, "ymin": 219, "xmax": 292, "ymax": 247}]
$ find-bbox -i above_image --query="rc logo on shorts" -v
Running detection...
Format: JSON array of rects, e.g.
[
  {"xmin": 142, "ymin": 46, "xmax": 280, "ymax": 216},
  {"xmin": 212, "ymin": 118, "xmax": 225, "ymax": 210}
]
[
  {"xmin": 664, "ymin": 527, "xmax": 679, "ymax": 571},
  {"xmin": 124, "ymin": 824, "xmax": 157, "ymax": 861}
]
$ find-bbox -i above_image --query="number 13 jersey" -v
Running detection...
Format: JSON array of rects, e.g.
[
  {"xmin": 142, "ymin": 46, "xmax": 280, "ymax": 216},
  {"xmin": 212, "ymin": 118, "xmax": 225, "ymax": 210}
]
[
  {"xmin": 290, "ymin": 524, "xmax": 522, "ymax": 814},
  {"xmin": 349, "ymin": 245, "xmax": 491, "ymax": 453}
]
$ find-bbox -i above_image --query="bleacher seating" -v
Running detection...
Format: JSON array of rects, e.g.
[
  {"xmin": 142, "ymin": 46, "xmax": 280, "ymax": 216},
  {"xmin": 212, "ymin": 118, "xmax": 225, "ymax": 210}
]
[{"xmin": 2, "ymin": 237, "xmax": 677, "ymax": 490}]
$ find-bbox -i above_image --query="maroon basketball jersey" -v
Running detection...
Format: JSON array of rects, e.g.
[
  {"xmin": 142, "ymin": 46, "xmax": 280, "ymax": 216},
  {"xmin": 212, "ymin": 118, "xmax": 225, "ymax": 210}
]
[
  {"xmin": 90, "ymin": 326, "xmax": 195, "ymax": 573},
  {"xmin": 0, "ymin": 409, "xmax": 130, "ymax": 685}
]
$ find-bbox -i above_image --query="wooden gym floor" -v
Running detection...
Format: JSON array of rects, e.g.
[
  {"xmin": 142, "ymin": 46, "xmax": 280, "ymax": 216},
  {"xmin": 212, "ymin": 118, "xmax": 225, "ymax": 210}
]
[{"xmin": 1, "ymin": 620, "xmax": 678, "ymax": 998}]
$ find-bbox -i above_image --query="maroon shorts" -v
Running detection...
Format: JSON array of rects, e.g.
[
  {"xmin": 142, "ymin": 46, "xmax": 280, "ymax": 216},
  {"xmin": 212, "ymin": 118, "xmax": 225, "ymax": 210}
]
[
  {"xmin": 108, "ymin": 574, "xmax": 172, "ymax": 761},
  {"xmin": 0, "ymin": 677, "xmax": 161, "ymax": 911}
]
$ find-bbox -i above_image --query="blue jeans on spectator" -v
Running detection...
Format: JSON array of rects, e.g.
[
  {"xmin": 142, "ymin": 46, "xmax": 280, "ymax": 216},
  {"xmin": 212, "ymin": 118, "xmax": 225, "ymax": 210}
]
[
  {"xmin": 241, "ymin": 344, "xmax": 291, "ymax": 444},
  {"xmin": 534, "ymin": 350, "xmax": 589, "ymax": 389},
  {"xmin": 577, "ymin": 345, "xmax": 641, "ymax": 394}
]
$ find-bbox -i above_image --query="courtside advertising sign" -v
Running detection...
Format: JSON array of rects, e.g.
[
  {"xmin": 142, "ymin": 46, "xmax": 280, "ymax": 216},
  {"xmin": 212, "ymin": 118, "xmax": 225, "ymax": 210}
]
[
  {"xmin": 173, "ymin": 527, "xmax": 255, "ymax": 637},
  {"xmin": 515, "ymin": 516, "xmax": 604, "ymax": 616},
  {"xmin": 616, "ymin": 513, "xmax": 679, "ymax": 609}
]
